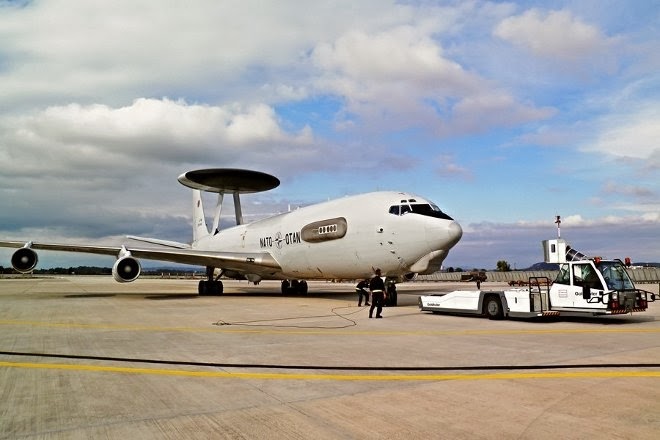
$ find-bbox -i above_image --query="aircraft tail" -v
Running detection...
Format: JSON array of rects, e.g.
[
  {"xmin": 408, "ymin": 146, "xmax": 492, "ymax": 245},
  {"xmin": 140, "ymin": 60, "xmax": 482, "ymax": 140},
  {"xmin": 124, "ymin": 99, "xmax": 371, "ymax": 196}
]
[{"xmin": 192, "ymin": 189, "xmax": 210, "ymax": 243}]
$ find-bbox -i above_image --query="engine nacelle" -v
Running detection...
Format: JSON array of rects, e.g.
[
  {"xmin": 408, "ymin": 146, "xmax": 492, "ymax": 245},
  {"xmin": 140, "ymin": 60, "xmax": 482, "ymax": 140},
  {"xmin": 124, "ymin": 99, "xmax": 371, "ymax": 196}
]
[
  {"xmin": 112, "ymin": 256, "xmax": 141, "ymax": 283},
  {"xmin": 11, "ymin": 247, "xmax": 39, "ymax": 273},
  {"xmin": 386, "ymin": 273, "xmax": 418, "ymax": 284},
  {"xmin": 404, "ymin": 272, "xmax": 418, "ymax": 281}
]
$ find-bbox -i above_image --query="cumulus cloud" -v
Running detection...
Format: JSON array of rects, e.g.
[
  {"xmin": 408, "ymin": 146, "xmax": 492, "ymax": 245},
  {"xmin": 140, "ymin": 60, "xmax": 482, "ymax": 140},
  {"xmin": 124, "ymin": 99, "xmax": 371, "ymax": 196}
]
[
  {"xmin": 494, "ymin": 9, "xmax": 613, "ymax": 62},
  {"xmin": 0, "ymin": 98, "xmax": 315, "ymax": 180},
  {"xmin": 512, "ymin": 213, "xmax": 660, "ymax": 229},
  {"xmin": 449, "ymin": 91, "xmax": 555, "ymax": 134},
  {"xmin": 602, "ymin": 181, "xmax": 656, "ymax": 199},
  {"xmin": 0, "ymin": 1, "xmax": 384, "ymax": 108},
  {"xmin": 313, "ymin": 27, "xmax": 475, "ymax": 89},
  {"xmin": 0, "ymin": 1, "xmax": 554, "ymax": 139},
  {"xmin": 0, "ymin": 97, "xmax": 318, "ymax": 241},
  {"xmin": 516, "ymin": 123, "xmax": 589, "ymax": 148},
  {"xmin": 584, "ymin": 104, "xmax": 660, "ymax": 169},
  {"xmin": 434, "ymin": 154, "xmax": 472, "ymax": 180},
  {"xmin": 311, "ymin": 26, "xmax": 553, "ymax": 134}
]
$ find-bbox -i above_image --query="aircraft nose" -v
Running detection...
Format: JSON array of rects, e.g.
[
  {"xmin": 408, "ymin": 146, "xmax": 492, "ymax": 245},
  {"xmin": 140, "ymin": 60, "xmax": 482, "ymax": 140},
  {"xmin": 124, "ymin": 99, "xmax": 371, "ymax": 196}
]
[
  {"xmin": 447, "ymin": 221, "xmax": 462, "ymax": 248},
  {"xmin": 425, "ymin": 220, "xmax": 462, "ymax": 252}
]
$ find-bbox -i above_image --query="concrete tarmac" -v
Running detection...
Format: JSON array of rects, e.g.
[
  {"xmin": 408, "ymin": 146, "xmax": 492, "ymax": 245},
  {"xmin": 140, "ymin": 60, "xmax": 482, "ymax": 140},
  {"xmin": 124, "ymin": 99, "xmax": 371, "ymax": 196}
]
[{"xmin": 1, "ymin": 276, "xmax": 659, "ymax": 439}]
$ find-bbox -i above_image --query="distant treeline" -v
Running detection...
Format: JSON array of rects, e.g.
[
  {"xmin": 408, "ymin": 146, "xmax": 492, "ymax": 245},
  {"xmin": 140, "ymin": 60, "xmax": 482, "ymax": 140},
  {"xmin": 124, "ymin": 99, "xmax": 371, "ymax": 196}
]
[
  {"xmin": 0, "ymin": 266, "xmax": 201, "ymax": 275},
  {"xmin": 0, "ymin": 266, "xmax": 112, "ymax": 275},
  {"xmin": 1, "ymin": 262, "xmax": 657, "ymax": 276}
]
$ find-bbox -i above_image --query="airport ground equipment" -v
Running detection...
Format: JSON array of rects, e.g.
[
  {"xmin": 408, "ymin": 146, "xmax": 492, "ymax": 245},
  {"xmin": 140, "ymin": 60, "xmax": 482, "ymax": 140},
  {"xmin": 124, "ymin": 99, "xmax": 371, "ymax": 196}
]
[
  {"xmin": 460, "ymin": 271, "xmax": 487, "ymax": 283},
  {"xmin": 419, "ymin": 239, "xmax": 657, "ymax": 319}
]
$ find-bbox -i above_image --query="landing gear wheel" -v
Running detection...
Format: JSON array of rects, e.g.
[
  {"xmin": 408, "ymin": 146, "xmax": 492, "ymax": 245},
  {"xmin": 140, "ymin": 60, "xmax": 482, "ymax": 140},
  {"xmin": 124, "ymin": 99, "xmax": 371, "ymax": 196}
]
[
  {"xmin": 485, "ymin": 295, "xmax": 503, "ymax": 320},
  {"xmin": 386, "ymin": 284, "xmax": 397, "ymax": 306},
  {"xmin": 290, "ymin": 279, "xmax": 300, "ymax": 293},
  {"xmin": 281, "ymin": 279, "xmax": 308, "ymax": 295},
  {"xmin": 198, "ymin": 280, "xmax": 223, "ymax": 296}
]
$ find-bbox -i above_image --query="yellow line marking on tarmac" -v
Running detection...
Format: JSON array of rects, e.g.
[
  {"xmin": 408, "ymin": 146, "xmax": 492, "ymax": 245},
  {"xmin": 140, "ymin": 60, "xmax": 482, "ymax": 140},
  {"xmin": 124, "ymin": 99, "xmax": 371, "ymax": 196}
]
[
  {"xmin": 1, "ymin": 319, "xmax": 660, "ymax": 336},
  {"xmin": 1, "ymin": 360, "xmax": 659, "ymax": 381}
]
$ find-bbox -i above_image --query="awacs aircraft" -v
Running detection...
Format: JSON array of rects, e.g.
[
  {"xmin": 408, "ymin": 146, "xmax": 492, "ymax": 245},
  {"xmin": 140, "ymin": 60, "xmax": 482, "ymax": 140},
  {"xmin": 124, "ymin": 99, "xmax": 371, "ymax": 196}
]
[{"xmin": 0, "ymin": 169, "xmax": 462, "ymax": 296}]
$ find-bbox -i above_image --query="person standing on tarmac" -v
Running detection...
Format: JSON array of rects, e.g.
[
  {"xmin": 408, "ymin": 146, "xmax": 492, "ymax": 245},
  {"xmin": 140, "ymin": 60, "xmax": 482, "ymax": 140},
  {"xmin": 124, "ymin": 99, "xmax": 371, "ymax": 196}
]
[
  {"xmin": 356, "ymin": 279, "xmax": 370, "ymax": 306},
  {"xmin": 369, "ymin": 268, "xmax": 385, "ymax": 318}
]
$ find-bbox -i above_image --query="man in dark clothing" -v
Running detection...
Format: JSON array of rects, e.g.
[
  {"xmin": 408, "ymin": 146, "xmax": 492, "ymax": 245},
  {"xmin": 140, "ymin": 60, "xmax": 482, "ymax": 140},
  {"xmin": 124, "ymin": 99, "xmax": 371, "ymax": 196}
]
[
  {"xmin": 356, "ymin": 279, "xmax": 370, "ymax": 306},
  {"xmin": 369, "ymin": 268, "xmax": 385, "ymax": 318}
]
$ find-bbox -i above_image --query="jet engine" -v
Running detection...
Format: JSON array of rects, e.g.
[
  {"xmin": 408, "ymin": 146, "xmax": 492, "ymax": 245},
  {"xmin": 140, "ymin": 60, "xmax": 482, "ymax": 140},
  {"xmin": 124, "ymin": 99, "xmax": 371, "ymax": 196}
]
[
  {"xmin": 11, "ymin": 247, "xmax": 38, "ymax": 273},
  {"xmin": 387, "ymin": 273, "xmax": 417, "ymax": 283},
  {"xmin": 404, "ymin": 272, "xmax": 418, "ymax": 281},
  {"xmin": 112, "ymin": 256, "xmax": 141, "ymax": 283}
]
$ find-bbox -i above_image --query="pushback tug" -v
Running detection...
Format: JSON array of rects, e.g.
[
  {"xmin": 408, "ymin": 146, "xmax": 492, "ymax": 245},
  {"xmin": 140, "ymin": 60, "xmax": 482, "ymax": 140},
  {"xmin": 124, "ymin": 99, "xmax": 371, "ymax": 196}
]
[{"xmin": 419, "ymin": 238, "xmax": 656, "ymax": 319}]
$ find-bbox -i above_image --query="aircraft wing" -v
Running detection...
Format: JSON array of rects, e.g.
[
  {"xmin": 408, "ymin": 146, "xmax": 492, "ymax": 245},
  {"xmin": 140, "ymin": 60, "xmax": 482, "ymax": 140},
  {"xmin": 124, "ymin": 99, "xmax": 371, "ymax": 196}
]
[
  {"xmin": 125, "ymin": 235, "xmax": 191, "ymax": 249},
  {"xmin": 0, "ymin": 240, "xmax": 281, "ymax": 276}
]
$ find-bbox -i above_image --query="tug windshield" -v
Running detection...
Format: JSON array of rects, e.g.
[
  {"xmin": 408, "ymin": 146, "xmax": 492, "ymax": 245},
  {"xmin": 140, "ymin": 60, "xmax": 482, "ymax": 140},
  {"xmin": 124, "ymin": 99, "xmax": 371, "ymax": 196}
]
[{"xmin": 597, "ymin": 261, "xmax": 635, "ymax": 291}]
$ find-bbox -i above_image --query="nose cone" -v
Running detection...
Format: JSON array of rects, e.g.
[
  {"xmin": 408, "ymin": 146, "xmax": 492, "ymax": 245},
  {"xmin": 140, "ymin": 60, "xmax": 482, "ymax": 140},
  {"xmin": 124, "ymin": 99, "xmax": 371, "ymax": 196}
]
[
  {"xmin": 447, "ymin": 221, "xmax": 463, "ymax": 249},
  {"xmin": 424, "ymin": 220, "xmax": 463, "ymax": 252},
  {"xmin": 415, "ymin": 220, "xmax": 464, "ymax": 274}
]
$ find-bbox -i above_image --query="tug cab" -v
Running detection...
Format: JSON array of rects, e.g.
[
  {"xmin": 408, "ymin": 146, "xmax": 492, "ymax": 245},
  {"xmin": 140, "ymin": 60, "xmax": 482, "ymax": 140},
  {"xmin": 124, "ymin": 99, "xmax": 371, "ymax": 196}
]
[{"xmin": 545, "ymin": 239, "xmax": 651, "ymax": 314}]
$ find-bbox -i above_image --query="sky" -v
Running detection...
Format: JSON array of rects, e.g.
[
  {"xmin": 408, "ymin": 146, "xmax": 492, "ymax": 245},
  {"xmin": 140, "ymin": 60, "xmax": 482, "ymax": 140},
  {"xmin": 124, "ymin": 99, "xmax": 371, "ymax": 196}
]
[{"xmin": 0, "ymin": 0, "xmax": 658, "ymax": 271}]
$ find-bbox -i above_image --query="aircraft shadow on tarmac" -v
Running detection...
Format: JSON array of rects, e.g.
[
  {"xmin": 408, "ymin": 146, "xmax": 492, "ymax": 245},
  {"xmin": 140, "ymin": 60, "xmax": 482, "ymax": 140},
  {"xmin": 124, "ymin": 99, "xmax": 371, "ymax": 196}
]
[
  {"xmin": 59, "ymin": 290, "xmax": 368, "ymax": 301},
  {"xmin": 61, "ymin": 291, "xmax": 358, "ymax": 301},
  {"xmin": 64, "ymin": 293, "xmax": 117, "ymax": 298},
  {"xmin": 145, "ymin": 294, "xmax": 200, "ymax": 300},
  {"xmin": 60, "ymin": 290, "xmax": 422, "ymax": 308}
]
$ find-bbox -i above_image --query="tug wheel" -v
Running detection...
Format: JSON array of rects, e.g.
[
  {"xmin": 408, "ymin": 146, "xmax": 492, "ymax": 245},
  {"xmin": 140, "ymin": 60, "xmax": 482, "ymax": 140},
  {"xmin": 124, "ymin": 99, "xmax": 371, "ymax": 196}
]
[{"xmin": 485, "ymin": 295, "xmax": 504, "ymax": 320}]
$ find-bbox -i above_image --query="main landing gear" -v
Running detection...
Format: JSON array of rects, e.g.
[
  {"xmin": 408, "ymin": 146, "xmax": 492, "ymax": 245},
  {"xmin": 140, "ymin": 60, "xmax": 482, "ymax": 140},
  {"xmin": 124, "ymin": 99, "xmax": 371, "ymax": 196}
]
[
  {"xmin": 385, "ymin": 282, "xmax": 398, "ymax": 306},
  {"xmin": 198, "ymin": 266, "xmax": 223, "ymax": 295},
  {"xmin": 281, "ymin": 279, "xmax": 308, "ymax": 295}
]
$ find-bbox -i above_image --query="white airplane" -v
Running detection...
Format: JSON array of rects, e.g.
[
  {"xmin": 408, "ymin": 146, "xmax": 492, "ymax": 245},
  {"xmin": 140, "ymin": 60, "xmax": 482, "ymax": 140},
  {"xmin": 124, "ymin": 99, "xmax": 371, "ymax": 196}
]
[{"xmin": 0, "ymin": 169, "xmax": 462, "ymax": 297}]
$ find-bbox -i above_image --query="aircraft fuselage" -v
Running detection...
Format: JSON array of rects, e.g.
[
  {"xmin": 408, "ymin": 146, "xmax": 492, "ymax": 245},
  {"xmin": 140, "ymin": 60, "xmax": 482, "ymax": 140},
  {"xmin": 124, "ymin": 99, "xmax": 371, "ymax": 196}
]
[{"xmin": 194, "ymin": 191, "xmax": 462, "ymax": 280}]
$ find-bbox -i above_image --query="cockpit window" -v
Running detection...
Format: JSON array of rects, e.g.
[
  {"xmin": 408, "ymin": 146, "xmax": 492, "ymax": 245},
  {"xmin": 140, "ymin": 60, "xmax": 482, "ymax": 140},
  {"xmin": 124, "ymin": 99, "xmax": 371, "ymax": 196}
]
[
  {"xmin": 410, "ymin": 203, "xmax": 453, "ymax": 220},
  {"xmin": 388, "ymin": 202, "xmax": 453, "ymax": 220}
]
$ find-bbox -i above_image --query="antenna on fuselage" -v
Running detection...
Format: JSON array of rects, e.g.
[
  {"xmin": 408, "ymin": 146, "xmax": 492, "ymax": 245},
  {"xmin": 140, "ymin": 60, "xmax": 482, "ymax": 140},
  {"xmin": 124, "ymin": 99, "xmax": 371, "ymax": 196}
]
[{"xmin": 177, "ymin": 168, "xmax": 280, "ymax": 232}]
